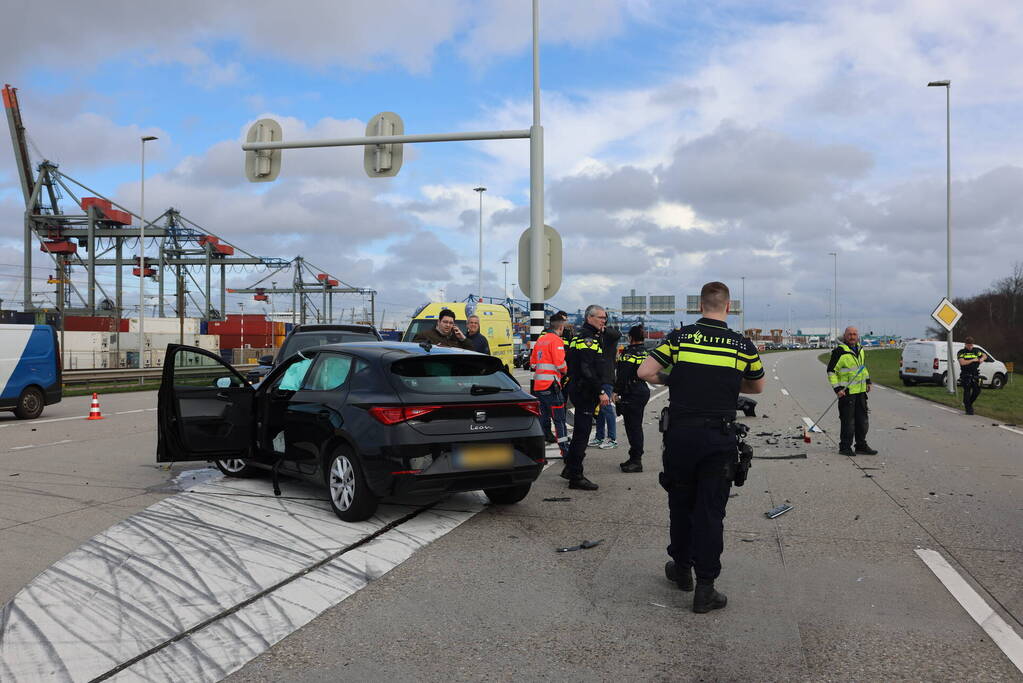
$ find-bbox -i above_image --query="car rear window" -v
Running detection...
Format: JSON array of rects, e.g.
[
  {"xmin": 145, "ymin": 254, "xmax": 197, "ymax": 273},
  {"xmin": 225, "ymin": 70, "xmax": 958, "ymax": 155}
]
[{"xmin": 390, "ymin": 355, "xmax": 518, "ymax": 394}]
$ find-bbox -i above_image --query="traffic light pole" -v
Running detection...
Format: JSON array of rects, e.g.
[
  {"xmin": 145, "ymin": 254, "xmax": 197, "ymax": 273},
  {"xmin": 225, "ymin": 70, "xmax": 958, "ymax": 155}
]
[{"xmin": 242, "ymin": 0, "xmax": 549, "ymax": 349}]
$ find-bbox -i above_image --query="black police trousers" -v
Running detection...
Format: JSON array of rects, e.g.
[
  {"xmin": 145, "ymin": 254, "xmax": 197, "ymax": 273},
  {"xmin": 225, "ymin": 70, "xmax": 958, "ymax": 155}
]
[
  {"xmin": 564, "ymin": 390, "xmax": 599, "ymax": 479},
  {"xmin": 962, "ymin": 375, "xmax": 981, "ymax": 410},
  {"xmin": 619, "ymin": 391, "xmax": 649, "ymax": 461},
  {"xmin": 837, "ymin": 392, "xmax": 869, "ymax": 449},
  {"xmin": 660, "ymin": 424, "xmax": 734, "ymax": 582}
]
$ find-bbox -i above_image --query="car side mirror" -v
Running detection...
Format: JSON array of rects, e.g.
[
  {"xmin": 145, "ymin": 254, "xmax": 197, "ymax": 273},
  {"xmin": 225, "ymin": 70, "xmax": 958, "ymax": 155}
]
[
  {"xmin": 215, "ymin": 377, "xmax": 233, "ymax": 388},
  {"xmin": 259, "ymin": 355, "xmax": 274, "ymax": 365}
]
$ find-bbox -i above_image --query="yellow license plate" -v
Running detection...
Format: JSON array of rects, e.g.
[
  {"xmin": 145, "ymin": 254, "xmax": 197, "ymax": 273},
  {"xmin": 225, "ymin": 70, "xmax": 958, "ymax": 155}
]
[
  {"xmin": 454, "ymin": 443, "xmax": 514, "ymax": 469},
  {"xmin": 905, "ymin": 368, "xmax": 916, "ymax": 373}
]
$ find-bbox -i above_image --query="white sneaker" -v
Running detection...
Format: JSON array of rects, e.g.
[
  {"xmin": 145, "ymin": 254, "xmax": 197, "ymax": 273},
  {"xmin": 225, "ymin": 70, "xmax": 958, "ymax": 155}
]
[
  {"xmin": 588, "ymin": 437, "xmax": 602, "ymax": 447},
  {"xmin": 599, "ymin": 439, "xmax": 618, "ymax": 449}
]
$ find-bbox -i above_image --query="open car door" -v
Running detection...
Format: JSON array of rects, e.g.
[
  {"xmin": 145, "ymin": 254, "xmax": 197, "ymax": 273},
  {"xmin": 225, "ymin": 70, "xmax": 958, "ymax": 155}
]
[{"xmin": 157, "ymin": 344, "xmax": 256, "ymax": 463}]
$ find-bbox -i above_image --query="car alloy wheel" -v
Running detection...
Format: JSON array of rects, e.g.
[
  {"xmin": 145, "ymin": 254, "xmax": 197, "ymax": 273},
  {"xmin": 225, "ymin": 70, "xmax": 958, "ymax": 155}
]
[
  {"xmin": 215, "ymin": 458, "xmax": 256, "ymax": 477},
  {"xmin": 325, "ymin": 448, "xmax": 378, "ymax": 522},
  {"xmin": 330, "ymin": 455, "xmax": 356, "ymax": 511}
]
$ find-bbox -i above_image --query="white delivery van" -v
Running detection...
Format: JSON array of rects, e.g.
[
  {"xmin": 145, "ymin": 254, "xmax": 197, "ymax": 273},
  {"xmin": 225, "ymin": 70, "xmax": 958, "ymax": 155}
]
[{"xmin": 900, "ymin": 340, "xmax": 1009, "ymax": 389}]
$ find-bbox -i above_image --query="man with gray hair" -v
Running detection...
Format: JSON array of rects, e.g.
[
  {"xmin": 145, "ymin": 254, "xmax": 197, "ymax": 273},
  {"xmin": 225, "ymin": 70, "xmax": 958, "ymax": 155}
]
[
  {"xmin": 464, "ymin": 314, "xmax": 491, "ymax": 355},
  {"xmin": 562, "ymin": 304, "xmax": 611, "ymax": 490}
]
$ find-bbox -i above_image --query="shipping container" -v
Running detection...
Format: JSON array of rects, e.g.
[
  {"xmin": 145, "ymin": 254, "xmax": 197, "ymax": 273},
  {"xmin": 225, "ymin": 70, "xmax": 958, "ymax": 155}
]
[
  {"xmin": 64, "ymin": 315, "xmax": 121, "ymax": 332},
  {"xmin": 128, "ymin": 317, "xmax": 200, "ymax": 334}
]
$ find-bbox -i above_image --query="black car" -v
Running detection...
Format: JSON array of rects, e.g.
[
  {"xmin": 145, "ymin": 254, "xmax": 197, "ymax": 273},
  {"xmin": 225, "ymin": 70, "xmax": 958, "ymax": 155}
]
[
  {"xmin": 245, "ymin": 323, "xmax": 383, "ymax": 384},
  {"xmin": 158, "ymin": 342, "xmax": 545, "ymax": 521}
]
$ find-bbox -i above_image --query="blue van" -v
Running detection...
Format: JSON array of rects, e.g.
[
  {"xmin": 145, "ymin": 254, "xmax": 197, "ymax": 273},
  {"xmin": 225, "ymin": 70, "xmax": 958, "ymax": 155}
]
[{"xmin": 0, "ymin": 324, "xmax": 62, "ymax": 419}]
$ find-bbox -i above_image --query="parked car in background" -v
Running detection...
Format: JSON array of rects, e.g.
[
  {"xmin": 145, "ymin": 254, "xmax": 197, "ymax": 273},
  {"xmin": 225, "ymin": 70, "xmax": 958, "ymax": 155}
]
[
  {"xmin": 158, "ymin": 342, "xmax": 545, "ymax": 521},
  {"xmin": 900, "ymin": 340, "xmax": 1009, "ymax": 389},
  {"xmin": 245, "ymin": 323, "xmax": 382, "ymax": 384},
  {"xmin": 0, "ymin": 324, "xmax": 61, "ymax": 419}
]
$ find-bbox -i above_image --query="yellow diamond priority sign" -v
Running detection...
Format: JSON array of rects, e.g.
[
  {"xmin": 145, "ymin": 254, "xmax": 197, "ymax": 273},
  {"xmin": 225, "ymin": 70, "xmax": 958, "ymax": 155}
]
[{"xmin": 930, "ymin": 297, "xmax": 963, "ymax": 332}]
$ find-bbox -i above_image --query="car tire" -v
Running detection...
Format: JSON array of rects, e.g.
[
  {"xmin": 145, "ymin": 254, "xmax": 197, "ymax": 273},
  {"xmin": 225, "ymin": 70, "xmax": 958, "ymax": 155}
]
[
  {"xmin": 13, "ymin": 386, "xmax": 44, "ymax": 420},
  {"xmin": 938, "ymin": 372, "xmax": 948, "ymax": 387},
  {"xmin": 214, "ymin": 459, "xmax": 259, "ymax": 477},
  {"xmin": 484, "ymin": 483, "xmax": 531, "ymax": 505},
  {"xmin": 990, "ymin": 373, "xmax": 1006, "ymax": 390},
  {"xmin": 325, "ymin": 447, "xmax": 378, "ymax": 522},
  {"xmin": 901, "ymin": 376, "xmax": 916, "ymax": 386}
]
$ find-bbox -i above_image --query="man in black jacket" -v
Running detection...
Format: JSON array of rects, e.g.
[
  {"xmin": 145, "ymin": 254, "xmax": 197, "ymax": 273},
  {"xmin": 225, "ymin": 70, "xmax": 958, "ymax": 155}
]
[
  {"xmin": 562, "ymin": 304, "xmax": 611, "ymax": 490},
  {"xmin": 465, "ymin": 314, "xmax": 491, "ymax": 355},
  {"xmin": 613, "ymin": 325, "xmax": 650, "ymax": 472}
]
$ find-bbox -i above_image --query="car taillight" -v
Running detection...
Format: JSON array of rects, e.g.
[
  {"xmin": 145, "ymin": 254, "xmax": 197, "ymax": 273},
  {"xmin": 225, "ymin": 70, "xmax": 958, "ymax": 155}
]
[
  {"xmin": 516, "ymin": 400, "xmax": 541, "ymax": 416},
  {"xmin": 368, "ymin": 405, "xmax": 442, "ymax": 425},
  {"xmin": 933, "ymin": 358, "xmax": 940, "ymax": 370}
]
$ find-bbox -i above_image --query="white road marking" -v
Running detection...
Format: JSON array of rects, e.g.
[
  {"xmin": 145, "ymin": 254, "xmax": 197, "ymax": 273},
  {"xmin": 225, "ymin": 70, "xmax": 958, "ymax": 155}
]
[
  {"xmin": 780, "ymin": 389, "xmax": 789, "ymax": 396},
  {"xmin": 997, "ymin": 425, "xmax": 1023, "ymax": 436},
  {"xmin": 773, "ymin": 376, "xmax": 779, "ymax": 380},
  {"xmin": 0, "ymin": 407, "xmax": 156, "ymax": 429},
  {"xmin": 7, "ymin": 439, "xmax": 73, "ymax": 452},
  {"xmin": 935, "ymin": 405, "xmax": 960, "ymax": 414},
  {"xmin": 801, "ymin": 416, "xmax": 823, "ymax": 433},
  {"xmin": 915, "ymin": 549, "xmax": 1023, "ymax": 674}
]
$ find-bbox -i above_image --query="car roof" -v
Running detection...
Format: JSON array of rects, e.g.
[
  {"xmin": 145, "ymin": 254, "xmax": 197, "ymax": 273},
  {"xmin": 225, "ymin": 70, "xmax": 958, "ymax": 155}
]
[
  {"xmin": 313, "ymin": 341, "xmax": 483, "ymax": 358},
  {"xmin": 291, "ymin": 324, "xmax": 378, "ymax": 333}
]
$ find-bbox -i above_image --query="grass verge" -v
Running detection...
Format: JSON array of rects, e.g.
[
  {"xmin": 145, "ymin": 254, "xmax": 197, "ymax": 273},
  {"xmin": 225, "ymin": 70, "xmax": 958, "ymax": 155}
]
[{"xmin": 817, "ymin": 348, "xmax": 1022, "ymax": 424}]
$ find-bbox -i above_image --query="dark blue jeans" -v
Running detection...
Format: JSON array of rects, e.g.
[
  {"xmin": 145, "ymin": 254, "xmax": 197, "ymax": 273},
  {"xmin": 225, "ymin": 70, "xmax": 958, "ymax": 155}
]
[{"xmin": 535, "ymin": 383, "xmax": 569, "ymax": 455}]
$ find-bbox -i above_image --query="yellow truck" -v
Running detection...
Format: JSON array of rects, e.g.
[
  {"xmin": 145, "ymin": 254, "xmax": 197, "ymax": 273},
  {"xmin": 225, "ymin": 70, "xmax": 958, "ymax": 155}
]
[{"xmin": 403, "ymin": 302, "xmax": 515, "ymax": 371}]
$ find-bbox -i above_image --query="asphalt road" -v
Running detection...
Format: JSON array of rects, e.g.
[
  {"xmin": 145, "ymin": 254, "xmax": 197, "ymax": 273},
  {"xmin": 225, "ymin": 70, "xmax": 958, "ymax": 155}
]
[{"xmin": 1, "ymin": 353, "xmax": 1021, "ymax": 680}]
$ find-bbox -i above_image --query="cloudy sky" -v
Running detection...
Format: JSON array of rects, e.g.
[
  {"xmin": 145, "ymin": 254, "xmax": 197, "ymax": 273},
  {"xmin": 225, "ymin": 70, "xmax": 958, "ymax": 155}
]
[{"xmin": 2, "ymin": 0, "xmax": 1022, "ymax": 336}]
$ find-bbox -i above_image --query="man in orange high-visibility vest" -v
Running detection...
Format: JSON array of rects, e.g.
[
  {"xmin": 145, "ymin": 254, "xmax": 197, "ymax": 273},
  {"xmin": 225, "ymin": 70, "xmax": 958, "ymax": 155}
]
[{"xmin": 531, "ymin": 311, "xmax": 569, "ymax": 457}]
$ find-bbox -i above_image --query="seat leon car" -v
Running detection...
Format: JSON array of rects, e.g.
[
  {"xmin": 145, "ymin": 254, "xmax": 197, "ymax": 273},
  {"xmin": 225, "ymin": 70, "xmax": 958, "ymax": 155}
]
[{"xmin": 157, "ymin": 341, "xmax": 545, "ymax": 521}]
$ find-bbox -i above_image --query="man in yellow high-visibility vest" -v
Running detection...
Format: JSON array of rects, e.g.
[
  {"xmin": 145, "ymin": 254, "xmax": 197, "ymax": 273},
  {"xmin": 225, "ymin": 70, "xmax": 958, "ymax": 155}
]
[{"xmin": 826, "ymin": 326, "xmax": 877, "ymax": 456}]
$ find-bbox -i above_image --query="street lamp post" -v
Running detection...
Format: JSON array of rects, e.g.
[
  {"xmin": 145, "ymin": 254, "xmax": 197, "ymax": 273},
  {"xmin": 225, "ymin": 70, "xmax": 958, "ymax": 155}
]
[
  {"xmin": 139, "ymin": 135, "xmax": 158, "ymax": 375},
  {"xmin": 928, "ymin": 79, "xmax": 955, "ymax": 394},
  {"xmin": 828, "ymin": 251, "xmax": 838, "ymax": 343},
  {"xmin": 740, "ymin": 276, "xmax": 745, "ymax": 336},
  {"xmin": 474, "ymin": 186, "xmax": 486, "ymax": 301},
  {"xmin": 787, "ymin": 292, "xmax": 792, "ymax": 345},
  {"xmin": 501, "ymin": 259, "xmax": 510, "ymax": 300}
]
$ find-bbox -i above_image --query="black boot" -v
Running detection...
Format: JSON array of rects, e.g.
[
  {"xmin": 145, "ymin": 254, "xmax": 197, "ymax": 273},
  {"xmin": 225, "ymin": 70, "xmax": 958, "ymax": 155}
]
[
  {"xmin": 560, "ymin": 467, "xmax": 571, "ymax": 480},
  {"xmin": 693, "ymin": 582, "xmax": 727, "ymax": 613},
  {"xmin": 664, "ymin": 561, "xmax": 693, "ymax": 591},
  {"xmin": 854, "ymin": 444, "xmax": 878, "ymax": 455},
  {"xmin": 568, "ymin": 476, "xmax": 599, "ymax": 491},
  {"xmin": 838, "ymin": 446, "xmax": 856, "ymax": 457},
  {"xmin": 620, "ymin": 459, "xmax": 643, "ymax": 473}
]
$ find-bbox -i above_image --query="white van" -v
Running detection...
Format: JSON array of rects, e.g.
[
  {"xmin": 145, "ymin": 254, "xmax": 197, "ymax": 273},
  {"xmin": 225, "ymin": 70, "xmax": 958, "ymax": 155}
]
[{"xmin": 900, "ymin": 340, "xmax": 1009, "ymax": 389}]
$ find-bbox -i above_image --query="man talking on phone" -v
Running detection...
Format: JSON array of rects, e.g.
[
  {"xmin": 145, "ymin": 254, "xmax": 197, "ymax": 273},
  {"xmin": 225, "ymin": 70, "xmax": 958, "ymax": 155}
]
[{"xmin": 413, "ymin": 308, "xmax": 473, "ymax": 349}]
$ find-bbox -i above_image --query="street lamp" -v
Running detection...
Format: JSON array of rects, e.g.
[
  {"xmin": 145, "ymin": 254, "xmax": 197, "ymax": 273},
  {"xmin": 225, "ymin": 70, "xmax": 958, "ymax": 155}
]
[
  {"xmin": 501, "ymin": 259, "xmax": 510, "ymax": 300},
  {"xmin": 473, "ymin": 186, "xmax": 486, "ymax": 300},
  {"xmin": 740, "ymin": 276, "xmax": 745, "ymax": 337},
  {"xmin": 828, "ymin": 251, "xmax": 838, "ymax": 343},
  {"xmin": 139, "ymin": 135, "xmax": 158, "ymax": 374},
  {"xmin": 787, "ymin": 292, "xmax": 792, "ymax": 345},
  {"xmin": 928, "ymin": 78, "xmax": 955, "ymax": 394}
]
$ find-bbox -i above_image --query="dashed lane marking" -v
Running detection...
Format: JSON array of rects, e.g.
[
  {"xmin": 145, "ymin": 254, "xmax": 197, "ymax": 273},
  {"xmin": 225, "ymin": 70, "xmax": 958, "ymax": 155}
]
[
  {"xmin": 935, "ymin": 405, "xmax": 960, "ymax": 414},
  {"xmin": 780, "ymin": 389, "xmax": 789, "ymax": 396},
  {"xmin": 915, "ymin": 549, "xmax": 1023, "ymax": 674},
  {"xmin": 801, "ymin": 416, "xmax": 823, "ymax": 433},
  {"xmin": 8, "ymin": 439, "xmax": 73, "ymax": 452}
]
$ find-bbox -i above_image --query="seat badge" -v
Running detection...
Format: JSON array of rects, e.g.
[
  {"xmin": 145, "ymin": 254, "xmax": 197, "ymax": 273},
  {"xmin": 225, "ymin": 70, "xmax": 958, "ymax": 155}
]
[{"xmin": 474, "ymin": 410, "xmax": 487, "ymax": 423}]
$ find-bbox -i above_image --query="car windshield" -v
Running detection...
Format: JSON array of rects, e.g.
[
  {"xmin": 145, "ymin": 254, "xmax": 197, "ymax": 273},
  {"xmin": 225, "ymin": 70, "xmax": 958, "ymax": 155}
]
[
  {"xmin": 280, "ymin": 331, "xmax": 377, "ymax": 361},
  {"xmin": 402, "ymin": 319, "xmax": 467, "ymax": 342},
  {"xmin": 390, "ymin": 355, "xmax": 517, "ymax": 394}
]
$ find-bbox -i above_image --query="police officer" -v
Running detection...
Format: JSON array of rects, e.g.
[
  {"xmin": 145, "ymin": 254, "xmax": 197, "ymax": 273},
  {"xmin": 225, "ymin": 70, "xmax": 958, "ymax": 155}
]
[
  {"xmin": 826, "ymin": 326, "xmax": 877, "ymax": 456},
  {"xmin": 531, "ymin": 312, "xmax": 570, "ymax": 455},
  {"xmin": 562, "ymin": 304, "xmax": 611, "ymax": 491},
  {"xmin": 957, "ymin": 336, "xmax": 987, "ymax": 415},
  {"xmin": 613, "ymin": 325, "xmax": 650, "ymax": 473},
  {"xmin": 637, "ymin": 282, "xmax": 765, "ymax": 613}
]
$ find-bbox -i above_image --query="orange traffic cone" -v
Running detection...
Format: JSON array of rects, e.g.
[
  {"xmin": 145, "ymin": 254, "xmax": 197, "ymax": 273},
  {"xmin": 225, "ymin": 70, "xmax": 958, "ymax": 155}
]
[{"xmin": 86, "ymin": 393, "xmax": 104, "ymax": 420}]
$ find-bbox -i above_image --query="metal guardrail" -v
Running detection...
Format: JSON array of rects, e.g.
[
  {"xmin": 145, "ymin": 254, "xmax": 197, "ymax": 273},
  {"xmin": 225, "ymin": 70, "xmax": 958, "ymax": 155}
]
[{"xmin": 63, "ymin": 365, "xmax": 258, "ymax": 387}]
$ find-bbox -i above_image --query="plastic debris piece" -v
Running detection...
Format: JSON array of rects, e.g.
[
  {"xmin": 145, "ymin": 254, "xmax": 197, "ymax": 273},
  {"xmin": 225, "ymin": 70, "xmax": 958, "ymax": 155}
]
[
  {"xmin": 543, "ymin": 497, "xmax": 572, "ymax": 502},
  {"xmin": 753, "ymin": 453, "xmax": 807, "ymax": 460},
  {"xmin": 557, "ymin": 539, "xmax": 605, "ymax": 553},
  {"xmin": 765, "ymin": 503, "xmax": 794, "ymax": 519},
  {"xmin": 648, "ymin": 602, "xmax": 669, "ymax": 608}
]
